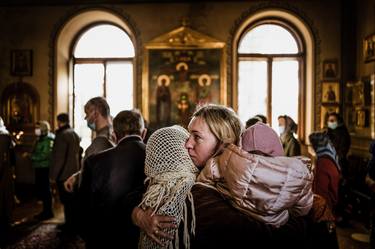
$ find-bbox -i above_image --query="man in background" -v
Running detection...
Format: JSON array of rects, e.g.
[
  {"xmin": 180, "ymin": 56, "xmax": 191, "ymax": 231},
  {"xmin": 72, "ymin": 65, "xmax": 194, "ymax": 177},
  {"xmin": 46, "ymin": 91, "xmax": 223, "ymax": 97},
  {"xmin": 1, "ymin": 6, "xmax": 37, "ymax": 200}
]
[
  {"xmin": 64, "ymin": 96, "xmax": 114, "ymax": 192},
  {"xmin": 50, "ymin": 113, "xmax": 80, "ymax": 233},
  {"xmin": 78, "ymin": 110, "xmax": 147, "ymax": 248}
]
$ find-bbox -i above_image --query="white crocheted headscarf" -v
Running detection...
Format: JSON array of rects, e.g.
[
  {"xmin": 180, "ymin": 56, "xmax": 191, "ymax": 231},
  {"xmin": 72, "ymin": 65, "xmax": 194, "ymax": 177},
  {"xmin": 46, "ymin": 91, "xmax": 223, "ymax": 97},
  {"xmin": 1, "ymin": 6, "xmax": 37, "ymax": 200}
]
[{"xmin": 139, "ymin": 125, "xmax": 199, "ymax": 249}]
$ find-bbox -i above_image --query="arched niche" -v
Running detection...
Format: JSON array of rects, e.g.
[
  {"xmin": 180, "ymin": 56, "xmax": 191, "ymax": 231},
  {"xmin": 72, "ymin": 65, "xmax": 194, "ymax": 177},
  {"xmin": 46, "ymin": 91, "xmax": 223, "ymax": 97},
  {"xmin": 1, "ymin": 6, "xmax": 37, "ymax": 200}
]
[
  {"xmin": 1, "ymin": 81, "xmax": 40, "ymax": 134},
  {"xmin": 1, "ymin": 82, "xmax": 40, "ymax": 186}
]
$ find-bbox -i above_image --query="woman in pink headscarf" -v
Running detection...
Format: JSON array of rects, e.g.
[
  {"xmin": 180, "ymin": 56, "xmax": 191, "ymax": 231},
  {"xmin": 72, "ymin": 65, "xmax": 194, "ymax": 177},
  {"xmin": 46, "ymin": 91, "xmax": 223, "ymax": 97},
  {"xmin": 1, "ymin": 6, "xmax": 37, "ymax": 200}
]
[{"xmin": 197, "ymin": 122, "xmax": 313, "ymax": 227}]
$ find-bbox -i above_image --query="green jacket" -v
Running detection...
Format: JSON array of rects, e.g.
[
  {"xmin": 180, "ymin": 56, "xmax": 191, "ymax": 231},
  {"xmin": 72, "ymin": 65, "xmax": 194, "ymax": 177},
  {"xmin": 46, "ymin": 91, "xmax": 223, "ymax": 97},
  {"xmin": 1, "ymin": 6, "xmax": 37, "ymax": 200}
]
[{"xmin": 31, "ymin": 133, "xmax": 54, "ymax": 168}]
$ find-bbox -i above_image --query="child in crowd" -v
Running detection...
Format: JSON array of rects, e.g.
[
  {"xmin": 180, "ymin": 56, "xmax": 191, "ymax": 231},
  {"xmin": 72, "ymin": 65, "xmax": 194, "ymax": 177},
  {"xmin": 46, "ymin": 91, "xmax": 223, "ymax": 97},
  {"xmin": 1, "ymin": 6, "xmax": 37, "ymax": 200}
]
[{"xmin": 197, "ymin": 122, "xmax": 313, "ymax": 227}]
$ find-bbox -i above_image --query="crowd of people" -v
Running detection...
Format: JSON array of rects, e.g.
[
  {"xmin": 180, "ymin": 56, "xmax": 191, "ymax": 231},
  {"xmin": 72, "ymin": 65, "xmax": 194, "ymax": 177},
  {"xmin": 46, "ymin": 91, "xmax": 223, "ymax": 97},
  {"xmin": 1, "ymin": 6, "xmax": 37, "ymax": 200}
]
[{"xmin": 0, "ymin": 96, "xmax": 370, "ymax": 249}]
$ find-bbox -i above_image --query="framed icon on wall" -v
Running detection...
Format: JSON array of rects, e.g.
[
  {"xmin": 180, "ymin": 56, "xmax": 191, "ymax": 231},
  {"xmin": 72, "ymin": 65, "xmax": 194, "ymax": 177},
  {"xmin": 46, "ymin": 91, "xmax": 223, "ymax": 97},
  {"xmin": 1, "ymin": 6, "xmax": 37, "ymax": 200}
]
[
  {"xmin": 322, "ymin": 59, "xmax": 338, "ymax": 79},
  {"xmin": 10, "ymin": 49, "xmax": 33, "ymax": 76},
  {"xmin": 321, "ymin": 81, "xmax": 340, "ymax": 104},
  {"xmin": 364, "ymin": 33, "xmax": 375, "ymax": 63}
]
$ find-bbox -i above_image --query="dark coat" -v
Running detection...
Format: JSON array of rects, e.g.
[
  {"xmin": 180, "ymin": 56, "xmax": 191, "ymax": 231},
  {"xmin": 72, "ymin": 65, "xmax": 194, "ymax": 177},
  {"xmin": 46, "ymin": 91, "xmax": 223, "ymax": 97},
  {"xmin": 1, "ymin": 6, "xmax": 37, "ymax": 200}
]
[
  {"xmin": 190, "ymin": 184, "xmax": 310, "ymax": 249},
  {"xmin": 368, "ymin": 140, "xmax": 375, "ymax": 181},
  {"xmin": 78, "ymin": 135, "xmax": 146, "ymax": 249},
  {"xmin": 50, "ymin": 125, "xmax": 81, "ymax": 182},
  {"xmin": 282, "ymin": 133, "xmax": 301, "ymax": 157},
  {"xmin": 327, "ymin": 125, "xmax": 351, "ymax": 174},
  {"xmin": 0, "ymin": 133, "xmax": 14, "ymax": 226}
]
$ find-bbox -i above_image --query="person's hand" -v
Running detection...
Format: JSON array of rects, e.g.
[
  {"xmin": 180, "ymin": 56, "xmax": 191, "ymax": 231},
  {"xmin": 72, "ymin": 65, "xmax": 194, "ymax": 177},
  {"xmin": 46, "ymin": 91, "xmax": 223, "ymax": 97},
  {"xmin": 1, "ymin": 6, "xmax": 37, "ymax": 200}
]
[
  {"xmin": 371, "ymin": 183, "xmax": 375, "ymax": 192},
  {"xmin": 365, "ymin": 175, "xmax": 375, "ymax": 192},
  {"xmin": 64, "ymin": 175, "xmax": 76, "ymax": 193},
  {"xmin": 49, "ymin": 179, "xmax": 58, "ymax": 196},
  {"xmin": 132, "ymin": 207, "xmax": 176, "ymax": 246}
]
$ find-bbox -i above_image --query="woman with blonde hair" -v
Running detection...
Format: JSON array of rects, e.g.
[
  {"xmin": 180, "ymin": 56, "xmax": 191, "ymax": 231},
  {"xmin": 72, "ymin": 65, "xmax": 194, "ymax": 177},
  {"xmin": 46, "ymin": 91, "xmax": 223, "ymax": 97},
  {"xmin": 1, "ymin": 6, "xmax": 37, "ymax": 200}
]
[{"xmin": 132, "ymin": 104, "xmax": 310, "ymax": 249}]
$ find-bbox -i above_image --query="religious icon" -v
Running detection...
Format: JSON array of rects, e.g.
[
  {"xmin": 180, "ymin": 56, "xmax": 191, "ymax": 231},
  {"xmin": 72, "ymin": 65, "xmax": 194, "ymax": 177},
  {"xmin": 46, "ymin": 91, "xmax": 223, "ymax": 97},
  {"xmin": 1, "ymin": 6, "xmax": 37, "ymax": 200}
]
[
  {"xmin": 197, "ymin": 74, "xmax": 212, "ymax": 104},
  {"xmin": 146, "ymin": 48, "xmax": 222, "ymax": 128},
  {"xmin": 355, "ymin": 108, "xmax": 368, "ymax": 128},
  {"xmin": 322, "ymin": 59, "xmax": 338, "ymax": 79},
  {"xmin": 177, "ymin": 92, "xmax": 191, "ymax": 127},
  {"xmin": 11, "ymin": 49, "xmax": 33, "ymax": 76},
  {"xmin": 156, "ymin": 75, "xmax": 171, "ymax": 127},
  {"xmin": 176, "ymin": 62, "xmax": 189, "ymax": 82},
  {"xmin": 364, "ymin": 33, "xmax": 375, "ymax": 63},
  {"xmin": 352, "ymin": 81, "xmax": 365, "ymax": 106},
  {"xmin": 10, "ymin": 94, "xmax": 33, "ymax": 126},
  {"xmin": 322, "ymin": 81, "xmax": 340, "ymax": 103}
]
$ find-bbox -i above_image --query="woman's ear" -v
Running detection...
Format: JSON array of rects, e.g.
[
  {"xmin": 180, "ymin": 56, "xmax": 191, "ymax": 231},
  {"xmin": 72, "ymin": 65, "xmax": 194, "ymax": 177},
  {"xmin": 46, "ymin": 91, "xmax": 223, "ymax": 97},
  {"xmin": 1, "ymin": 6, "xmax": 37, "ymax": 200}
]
[
  {"xmin": 213, "ymin": 142, "xmax": 225, "ymax": 157},
  {"xmin": 93, "ymin": 109, "xmax": 99, "ymax": 118},
  {"xmin": 141, "ymin": 128, "xmax": 148, "ymax": 141},
  {"xmin": 111, "ymin": 131, "xmax": 117, "ymax": 144}
]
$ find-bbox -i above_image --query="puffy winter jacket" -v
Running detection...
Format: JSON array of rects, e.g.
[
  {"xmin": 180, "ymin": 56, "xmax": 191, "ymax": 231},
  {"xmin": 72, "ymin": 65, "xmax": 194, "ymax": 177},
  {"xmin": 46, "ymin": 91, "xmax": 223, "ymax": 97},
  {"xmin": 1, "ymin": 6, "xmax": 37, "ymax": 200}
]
[{"xmin": 197, "ymin": 144, "xmax": 313, "ymax": 227}]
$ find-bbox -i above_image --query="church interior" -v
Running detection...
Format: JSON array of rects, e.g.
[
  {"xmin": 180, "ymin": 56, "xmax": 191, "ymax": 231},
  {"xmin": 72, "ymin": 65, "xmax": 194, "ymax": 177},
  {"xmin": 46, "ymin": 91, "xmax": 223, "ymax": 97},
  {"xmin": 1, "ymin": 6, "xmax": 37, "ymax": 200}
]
[{"xmin": 1, "ymin": 0, "xmax": 375, "ymax": 248}]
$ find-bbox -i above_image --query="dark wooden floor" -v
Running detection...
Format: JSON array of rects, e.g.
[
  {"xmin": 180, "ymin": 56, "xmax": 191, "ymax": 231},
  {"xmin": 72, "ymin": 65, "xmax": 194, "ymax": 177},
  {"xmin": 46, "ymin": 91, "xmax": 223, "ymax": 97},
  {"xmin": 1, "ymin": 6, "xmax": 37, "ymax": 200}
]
[{"xmin": 2, "ymin": 195, "xmax": 371, "ymax": 249}]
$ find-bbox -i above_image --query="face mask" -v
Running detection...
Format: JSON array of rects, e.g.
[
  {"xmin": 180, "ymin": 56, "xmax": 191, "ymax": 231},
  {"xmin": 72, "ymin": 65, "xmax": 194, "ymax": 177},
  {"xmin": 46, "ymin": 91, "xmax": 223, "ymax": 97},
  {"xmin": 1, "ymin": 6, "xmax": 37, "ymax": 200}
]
[
  {"xmin": 87, "ymin": 121, "xmax": 96, "ymax": 131},
  {"xmin": 327, "ymin": 121, "xmax": 338, "ymax": 130},
  {"xmin": 35, "ymin": 128, "xmax": 41, "ymax": 136},
  {"xmin": 278, "ymin": 126, "xmax": 285, "ymax": 135}
]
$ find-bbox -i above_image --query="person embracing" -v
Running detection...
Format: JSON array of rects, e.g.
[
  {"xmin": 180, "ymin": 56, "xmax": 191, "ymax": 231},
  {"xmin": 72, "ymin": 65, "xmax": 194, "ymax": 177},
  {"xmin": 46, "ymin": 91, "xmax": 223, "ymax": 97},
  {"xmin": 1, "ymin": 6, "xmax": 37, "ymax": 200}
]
[{"xmin": 132, "ymin": 104, "xmax": 311, "ymax": 249}]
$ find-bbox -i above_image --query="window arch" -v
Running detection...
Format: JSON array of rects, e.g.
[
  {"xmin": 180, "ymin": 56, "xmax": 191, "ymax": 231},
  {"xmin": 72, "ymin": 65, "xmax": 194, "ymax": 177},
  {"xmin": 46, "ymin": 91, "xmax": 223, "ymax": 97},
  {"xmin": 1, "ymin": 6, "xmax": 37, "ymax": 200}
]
[
  {"xmin": 238, "ymin": 24, "xmax": 299, "ymax": 54},
  {"xmin": 74, "ymin": 24, "xmax": 134, "ymax": 58},
  {"xmin": 233, "ymin": 10, "xmax": 314, "ymax": 142},
  {"xmin": 72, "ymin": 23, "xmax": 134, "ymax": 150},
  {"xmin": 53, "ymin": 9, "xmax": 138, "ymax": 151}
]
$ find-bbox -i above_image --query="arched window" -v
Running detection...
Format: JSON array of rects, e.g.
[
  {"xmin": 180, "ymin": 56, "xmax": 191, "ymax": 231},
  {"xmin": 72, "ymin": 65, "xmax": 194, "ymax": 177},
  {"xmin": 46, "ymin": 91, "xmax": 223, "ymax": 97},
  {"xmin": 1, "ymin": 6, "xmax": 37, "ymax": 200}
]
[
  {"xmin": 237, "ymin": 22, "xmax": 304, "ymax": 134},
  {"xmin": 72, "ymin": 23, "xmax": 134, "ymax": 149}
]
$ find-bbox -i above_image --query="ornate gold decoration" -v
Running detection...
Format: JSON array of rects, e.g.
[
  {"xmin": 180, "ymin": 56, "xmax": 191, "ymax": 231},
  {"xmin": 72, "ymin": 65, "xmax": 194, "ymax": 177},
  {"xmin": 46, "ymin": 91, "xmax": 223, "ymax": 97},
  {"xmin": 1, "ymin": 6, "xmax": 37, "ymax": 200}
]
[
  {"xmin": 142, "ymin": 26, "xmax": 226, "ymax": 123},
  {"xmin": 146, "ymin": 26, "xmax": 225, "ymax": 49}
]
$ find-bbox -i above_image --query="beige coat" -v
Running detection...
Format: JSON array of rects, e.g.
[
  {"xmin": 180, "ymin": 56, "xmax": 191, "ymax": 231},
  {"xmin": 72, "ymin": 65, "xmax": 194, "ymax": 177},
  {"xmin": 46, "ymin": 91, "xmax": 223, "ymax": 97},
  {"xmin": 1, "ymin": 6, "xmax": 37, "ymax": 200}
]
[{"xmin": 197, "ymin": 144, "xmax": 314, "ymax": 227}]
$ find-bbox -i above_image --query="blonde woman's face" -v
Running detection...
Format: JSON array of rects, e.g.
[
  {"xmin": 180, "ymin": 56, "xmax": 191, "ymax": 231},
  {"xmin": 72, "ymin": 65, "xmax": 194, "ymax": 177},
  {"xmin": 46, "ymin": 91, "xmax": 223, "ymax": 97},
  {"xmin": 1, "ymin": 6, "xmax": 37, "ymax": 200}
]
[{"xmin": 185, "ymin": 116, "xmax": 219, "ymax": 168}]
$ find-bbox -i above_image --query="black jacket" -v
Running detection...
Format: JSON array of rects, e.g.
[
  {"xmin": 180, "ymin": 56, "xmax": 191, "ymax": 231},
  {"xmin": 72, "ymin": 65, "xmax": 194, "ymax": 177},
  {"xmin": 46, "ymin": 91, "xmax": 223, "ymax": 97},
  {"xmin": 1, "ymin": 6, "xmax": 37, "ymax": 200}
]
[
  {"xmin": 78, "ymin": 135, "xmax": 146, "ymax": 249},
  {"xmin": 327, "ymin": 125, "xmax": 351, "ymax": 176}
]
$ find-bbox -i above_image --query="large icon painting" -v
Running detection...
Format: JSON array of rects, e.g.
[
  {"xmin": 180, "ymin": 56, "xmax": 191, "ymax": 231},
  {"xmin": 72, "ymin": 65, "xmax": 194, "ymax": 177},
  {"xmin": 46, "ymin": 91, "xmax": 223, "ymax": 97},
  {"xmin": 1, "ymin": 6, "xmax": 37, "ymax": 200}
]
[
  {"xmin": 143, "ymin": 26, "xmax": 226, "ymax": 128},
  {"xmin": 149, "ymin": 49, "xmax": 221, "ymax": 128}
]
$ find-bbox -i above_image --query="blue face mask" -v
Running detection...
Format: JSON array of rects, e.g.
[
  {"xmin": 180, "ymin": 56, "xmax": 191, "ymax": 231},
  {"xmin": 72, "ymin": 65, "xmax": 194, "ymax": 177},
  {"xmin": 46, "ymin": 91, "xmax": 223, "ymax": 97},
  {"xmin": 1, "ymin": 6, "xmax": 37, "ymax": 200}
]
[
  {"xmin": 87, "ymin": 121, "xmax": 96, "ymax": 131},
  {"xmin": 327, "ymin": 121, "xmax": 338, "ymax": 130}
]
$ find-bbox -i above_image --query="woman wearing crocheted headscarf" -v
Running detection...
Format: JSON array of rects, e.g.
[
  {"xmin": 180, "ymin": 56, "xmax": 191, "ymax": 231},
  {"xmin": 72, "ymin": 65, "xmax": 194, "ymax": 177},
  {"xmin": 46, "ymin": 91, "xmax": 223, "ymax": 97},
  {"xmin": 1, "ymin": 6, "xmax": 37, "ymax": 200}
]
[
  {"xmin": 197, "ymin": 122, "xmax": 313, "ymax": 227},
  {"xmin": 132, "ymin": 104, "xmax": 242, "ymax": 248},
  {"xmin": 138, "ymin": 125, "xmax": 199, "ymax": 249}
]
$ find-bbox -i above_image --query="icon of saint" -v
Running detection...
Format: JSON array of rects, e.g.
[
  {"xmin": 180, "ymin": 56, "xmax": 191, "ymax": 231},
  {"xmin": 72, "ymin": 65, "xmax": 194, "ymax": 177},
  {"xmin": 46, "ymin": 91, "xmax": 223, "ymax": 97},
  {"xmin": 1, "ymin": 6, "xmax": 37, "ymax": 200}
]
[{"xmin": 156, "ymin": 75, "xmax": 171, "ymax": 127}]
